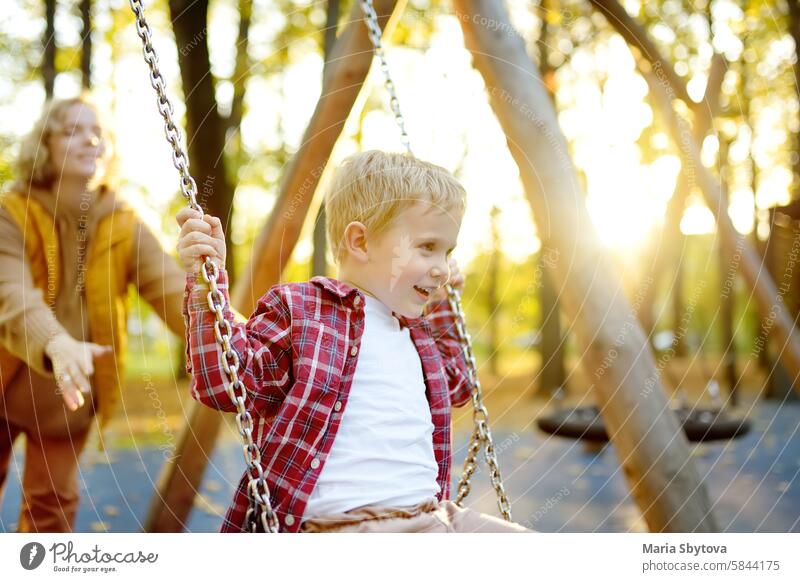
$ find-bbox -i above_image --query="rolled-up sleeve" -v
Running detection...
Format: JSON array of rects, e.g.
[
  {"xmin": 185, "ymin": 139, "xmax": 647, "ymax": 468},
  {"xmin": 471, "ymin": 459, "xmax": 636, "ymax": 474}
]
[
  {"xmin": 184, "ymin": 269, "xmax": 294, "ymax": 418},
  {"xmin": 425, "ymin": 298, "xmax": 472, "ymax": 408}
]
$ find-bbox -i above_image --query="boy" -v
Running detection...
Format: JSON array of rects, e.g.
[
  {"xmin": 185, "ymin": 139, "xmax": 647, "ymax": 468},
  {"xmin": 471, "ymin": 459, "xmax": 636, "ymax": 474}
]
[{"xmin": 177, "ymin": 151, "xmax": 532, "ymax": 533}]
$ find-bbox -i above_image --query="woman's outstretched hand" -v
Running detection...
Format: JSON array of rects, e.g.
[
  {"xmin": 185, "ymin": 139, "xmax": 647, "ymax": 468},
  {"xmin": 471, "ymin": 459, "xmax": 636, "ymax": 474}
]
[{"xmin": 44, "ymin": 333, "xmax": 112, "ymax": 411}]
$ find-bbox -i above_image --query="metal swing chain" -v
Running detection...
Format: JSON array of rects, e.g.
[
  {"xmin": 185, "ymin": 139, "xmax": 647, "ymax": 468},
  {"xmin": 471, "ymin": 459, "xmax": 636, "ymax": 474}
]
[
  {"xmin": 447, "ymin": 288, "xmax": 513, "ymax": 521},
  {"xmin": 128, "ymin": 0, "xmax": 278, "ymax": 533},
  {"xmin": 358, "ymin": 0, "xmax": 512, "ymax": 521},
  {"xmin": 359, "ymin": 0, "xmax": 412, "ymax": 154}
]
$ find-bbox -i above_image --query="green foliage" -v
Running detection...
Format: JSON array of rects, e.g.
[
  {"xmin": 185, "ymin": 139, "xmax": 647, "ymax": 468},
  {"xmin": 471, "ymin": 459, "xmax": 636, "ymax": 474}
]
[
  {"xmin": 462, "ymin": 250, "xmax": 542, "ymax": 364},
  {"xmin": 2, "ymin": 0, "xmax": 799, "ymax": 376},
  {"xmin": 0, "ymin": 135, "xmax": 14, "ymax": 188},
  {"xmin": 660, "ymin": 234, "xmax": 765, "ymax": 355},
  {"xmin": 125, "ymin": 287, "xmax": 181, "ymax": 380}
]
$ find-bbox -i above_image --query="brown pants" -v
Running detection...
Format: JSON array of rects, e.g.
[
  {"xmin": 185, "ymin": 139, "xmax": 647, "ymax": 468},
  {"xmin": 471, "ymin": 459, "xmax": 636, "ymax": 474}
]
[
  {"xmin": 300, "ymin": 497, "xmax": 535, "ymax": 533},
  {"xmin": 0, "ymin": 421, "xmax": 90, "ymax": 532}
]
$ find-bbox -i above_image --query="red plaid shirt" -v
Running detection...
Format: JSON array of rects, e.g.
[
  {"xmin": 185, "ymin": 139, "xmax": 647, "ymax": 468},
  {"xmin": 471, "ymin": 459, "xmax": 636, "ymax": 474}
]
[{"xmin": 182, "ymin": 271, "xmax": 472, "ymax": 533}]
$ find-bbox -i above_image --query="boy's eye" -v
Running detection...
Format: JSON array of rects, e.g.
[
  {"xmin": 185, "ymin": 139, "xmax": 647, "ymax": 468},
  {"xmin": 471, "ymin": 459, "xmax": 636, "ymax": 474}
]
[{"xmin": 421, "ymin": 243, "xmax": 435, "ymax": 251}]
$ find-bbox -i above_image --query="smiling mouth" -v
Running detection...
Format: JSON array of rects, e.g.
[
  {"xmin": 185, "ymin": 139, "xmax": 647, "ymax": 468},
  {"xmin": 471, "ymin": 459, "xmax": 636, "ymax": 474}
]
[{"xmin": 414, "ymin": 285, "xmax": 432, "ymax": 299}]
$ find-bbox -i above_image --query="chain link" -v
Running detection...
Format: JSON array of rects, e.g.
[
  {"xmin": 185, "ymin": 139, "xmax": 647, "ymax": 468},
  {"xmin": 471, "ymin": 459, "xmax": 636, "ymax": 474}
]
[
  {"xmin": 128, "ymin": 0, "xmax": 278, "ymax": 533},
  {"xmin": 447, "ymin": 286, "xmax": 513, "ymax": 521},
  {"xmin": 359, "ymin": 0, "xmax": 411, "ymax": 154},
  {"xmin": 358, "ymin": 0, "xmax": 512, "ymax": 522}
]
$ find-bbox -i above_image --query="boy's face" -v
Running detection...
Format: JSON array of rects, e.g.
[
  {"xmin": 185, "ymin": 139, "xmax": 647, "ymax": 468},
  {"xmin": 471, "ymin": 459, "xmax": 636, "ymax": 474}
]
[{"xmin": 356, "ymin": 200, "xmax": 462, "ymax": 319}]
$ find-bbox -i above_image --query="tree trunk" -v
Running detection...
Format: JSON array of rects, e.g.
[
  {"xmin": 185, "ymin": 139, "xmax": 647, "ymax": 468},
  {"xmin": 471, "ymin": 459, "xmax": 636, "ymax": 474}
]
[
  {"xmin": 312, "ymin": 0, "xmax": 341, "ymax": 279},
  {"xmin": 169, "ymin": 0, "xmax": 237, "ymax": 283},
  {"xmin": 80, "ymin": 0, "xmax": 92, "ymax": 88},
  {"xmin": 487, "ymin": 205, "xmax": 500, "ymax": 375},
  {"xmin": 226, "ymin": 0, "xmax": 252, "ymax": 168},
  {"xmin": 538, "ymin": 241, "xmax": 565, "ymax": 396},
  {"xmin": 742, "ymin": 42, "xmax": 771, "ymax": 375},
  {"xmin": 145, "ymin": 0, "xmax": 238, "ymax": 532},
  {"xmin": 717, "ymin": 137, "xmax": 739, "ymax": 404},
  {"xmin": 535, "ymin": 0, "xmax": 566, "ymax": 397},
  {"xmin": 454, "ymin": 0, "xmax": 718, "ymax": 532},
  {"xmin": 43, "ymin": 0, "xmax": 56, "ymax": 98},
  {"xmin": 789, "ymin": 0, "xmax": 800, "ymax": 203}
]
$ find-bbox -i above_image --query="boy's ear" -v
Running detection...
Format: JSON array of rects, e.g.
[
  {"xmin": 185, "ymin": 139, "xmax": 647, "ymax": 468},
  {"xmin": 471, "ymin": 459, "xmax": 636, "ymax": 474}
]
[{"xmin": 343, "ymin": 221, "xmax": 369, "ymax": 262}]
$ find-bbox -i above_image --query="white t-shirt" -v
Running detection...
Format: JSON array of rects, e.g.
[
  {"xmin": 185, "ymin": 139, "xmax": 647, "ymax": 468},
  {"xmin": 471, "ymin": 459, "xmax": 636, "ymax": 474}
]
[{"xmin": 302, "ymin": 294, "xmax": 441, "ymax": 520}]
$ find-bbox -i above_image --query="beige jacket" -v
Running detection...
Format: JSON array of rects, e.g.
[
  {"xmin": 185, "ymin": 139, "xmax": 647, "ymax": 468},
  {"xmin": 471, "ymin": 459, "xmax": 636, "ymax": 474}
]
[{"xmin": 0, "ymin": 186, "xmax": 186, "ymax": 438}]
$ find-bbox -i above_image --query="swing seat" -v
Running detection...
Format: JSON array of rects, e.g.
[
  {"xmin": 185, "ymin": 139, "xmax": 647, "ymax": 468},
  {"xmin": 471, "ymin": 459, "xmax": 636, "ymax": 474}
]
[
  {"xmin": 536, "ymin": 404, "xmax": 751, "ymax": 443},
  {"xmin": 675, "ymin": 406, "xmax": 751, "ymax": 442},
  {"xmin": 536, "ymin": 405, "xmax": 609, "ymax": 443}
]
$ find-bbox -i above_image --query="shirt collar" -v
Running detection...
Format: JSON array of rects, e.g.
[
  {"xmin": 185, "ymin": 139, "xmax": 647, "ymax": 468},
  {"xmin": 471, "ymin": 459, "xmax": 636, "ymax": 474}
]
[
  {"xmin": 309, "ymin": 276, "xmax": 360, "ymax": 301},
  {"xmin": 309, "ymin": 276, "xmax": 428, "ymax": 329}
]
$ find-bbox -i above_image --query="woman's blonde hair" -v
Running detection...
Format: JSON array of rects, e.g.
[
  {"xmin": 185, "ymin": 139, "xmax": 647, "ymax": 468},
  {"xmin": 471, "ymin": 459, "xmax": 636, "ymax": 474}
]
[
  {"xmin": 14, "ymin": 92, "xmax": 119, "ymax": 191},
  {"xmin": 324, "ymin": 150, "xmax": 467, "ymax": 263}
]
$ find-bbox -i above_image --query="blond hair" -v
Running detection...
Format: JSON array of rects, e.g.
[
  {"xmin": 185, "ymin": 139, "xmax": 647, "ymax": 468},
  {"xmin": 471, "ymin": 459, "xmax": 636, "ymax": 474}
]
[
  {"xmin": 324, "ymin": 150, "xmax": 466, "ymax": 263},
  {"xmin": 13, "ymin": 93, "xmax": 119, "ymax": 191}
]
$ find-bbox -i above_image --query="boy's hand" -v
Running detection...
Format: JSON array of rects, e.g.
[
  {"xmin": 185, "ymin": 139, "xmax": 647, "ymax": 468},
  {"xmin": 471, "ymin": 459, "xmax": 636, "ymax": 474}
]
[
  {"xmin": 176, "ymin": 207, "xmax": 226, "ymax": 274},
  {"xmin": 428, "ymin": 257, "xmax": 463, "ymax": 303}
]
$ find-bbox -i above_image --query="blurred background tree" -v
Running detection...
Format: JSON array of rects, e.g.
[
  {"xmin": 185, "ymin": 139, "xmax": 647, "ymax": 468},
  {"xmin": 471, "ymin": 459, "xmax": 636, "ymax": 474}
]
[{"xmin": 1, "ymin": 0, "xmax": 798, "ymax": 397}]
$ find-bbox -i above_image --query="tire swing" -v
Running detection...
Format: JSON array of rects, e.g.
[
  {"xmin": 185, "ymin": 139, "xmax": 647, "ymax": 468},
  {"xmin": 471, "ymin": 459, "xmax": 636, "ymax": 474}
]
[
  {"xmin": 536, "ymin": 330, "xmax": 751, "ymax": 444},
  {"xmin": 663, "ymin": 330, "xmax": 751, "ymax": 442},
  {"xmin": 128, "ymin": 0, "xmax": 514, "ymax": 531}
]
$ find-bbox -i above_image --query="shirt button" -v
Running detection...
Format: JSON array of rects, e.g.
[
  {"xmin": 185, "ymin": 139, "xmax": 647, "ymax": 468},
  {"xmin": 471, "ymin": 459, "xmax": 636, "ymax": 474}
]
[
  {"xmin": 350, "ymin": 345, "xmax": 358, "ymax": 356},
  {"xmin": 334, "ymin": 401, "xmax": 342, "ymax": 412},
  {"xmin": 284, "ymin": 515, "xmax": 295, "ymax": 526},
  {"xmin": 310, "ymin": 458, "xmax": 320, "ymax": 469},
  {"xmin": 354, "ymin": 295, "xmax": 361, "ymax": 305}
]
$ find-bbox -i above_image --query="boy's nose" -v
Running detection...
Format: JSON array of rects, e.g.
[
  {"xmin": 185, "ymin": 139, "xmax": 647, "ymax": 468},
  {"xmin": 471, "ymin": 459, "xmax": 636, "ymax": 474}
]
[{"xmin": 430, "ymin": 264, "xmax": 448, "ymax": 284}]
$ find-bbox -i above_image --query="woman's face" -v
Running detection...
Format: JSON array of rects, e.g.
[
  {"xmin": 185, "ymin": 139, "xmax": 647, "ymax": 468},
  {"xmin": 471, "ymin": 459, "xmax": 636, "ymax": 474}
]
[{"xmin": 47, "ymin": 103, "xmax": 108, "ymax": 186}]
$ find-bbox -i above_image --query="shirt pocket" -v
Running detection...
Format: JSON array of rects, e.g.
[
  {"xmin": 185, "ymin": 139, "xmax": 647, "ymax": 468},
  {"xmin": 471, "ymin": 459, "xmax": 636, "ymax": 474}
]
[
  {"xmin": 289, "ymin": 322, "xmax": 344, "ymax": 436},
  {"xmin": 316, "ymin": 323, "xmax": 345, "ymax": 392},
  {"xmin": 295, "ymin": 321, "xmax": 345, "ymax": 394}
]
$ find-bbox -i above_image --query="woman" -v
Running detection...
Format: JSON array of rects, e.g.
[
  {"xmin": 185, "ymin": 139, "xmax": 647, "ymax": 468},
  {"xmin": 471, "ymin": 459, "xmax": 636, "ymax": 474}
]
[{"xmin": 0, "ymin": 94, "xmax": 186, "ymax": 532}]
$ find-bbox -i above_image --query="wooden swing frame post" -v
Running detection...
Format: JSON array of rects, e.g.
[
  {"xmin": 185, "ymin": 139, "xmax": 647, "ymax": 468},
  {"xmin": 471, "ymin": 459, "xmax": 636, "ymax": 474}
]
[
  {"xmin": 144, "ymin": 0, "xmax": 406, "ymax": 532},
  {"xmin": 454, "ymin": 0, "xmax": 718, "ymax": 532}
]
